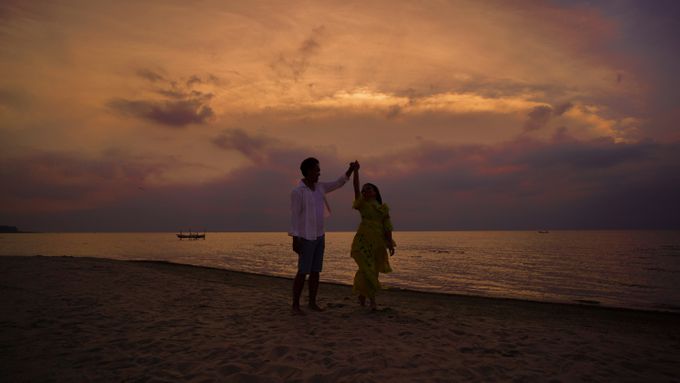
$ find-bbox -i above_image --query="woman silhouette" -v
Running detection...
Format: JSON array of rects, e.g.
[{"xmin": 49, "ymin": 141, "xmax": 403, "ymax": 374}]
[{"xmin": 349, "ymin": 162, "xmax": 395, "ymax": 310}]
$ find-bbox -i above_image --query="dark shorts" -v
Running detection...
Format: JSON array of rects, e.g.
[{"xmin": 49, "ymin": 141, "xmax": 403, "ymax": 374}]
[{"xmin": 298, "ymin": 235, "xmax": 325, "ymax": 274}]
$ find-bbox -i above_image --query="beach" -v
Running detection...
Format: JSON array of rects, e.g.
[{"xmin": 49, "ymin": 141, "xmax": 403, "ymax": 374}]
[{"xmin": 1, "ymin": 256, "xmax": 679, "ymax": 382}]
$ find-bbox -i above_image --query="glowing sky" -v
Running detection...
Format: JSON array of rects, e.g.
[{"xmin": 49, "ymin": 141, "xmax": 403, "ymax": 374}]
[{"xmin": 1, "ymin": 0, "xmax": 679, "ymax": 231}]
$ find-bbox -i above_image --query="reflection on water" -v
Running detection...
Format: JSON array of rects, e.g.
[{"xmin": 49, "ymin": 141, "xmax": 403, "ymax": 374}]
[{"xmin": 1, "ymin": 230, "xmax": 679, "ymax": 312}]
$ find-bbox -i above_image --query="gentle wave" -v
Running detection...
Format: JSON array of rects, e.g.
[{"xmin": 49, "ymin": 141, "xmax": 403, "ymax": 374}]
[{"xmin": 1, "ymin": 230, "xmax": 679, "ymax": 312}]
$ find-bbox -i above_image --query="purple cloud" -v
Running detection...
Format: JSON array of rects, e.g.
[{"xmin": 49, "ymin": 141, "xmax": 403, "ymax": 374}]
[
  {"xmin": 2, "ymin": 130, "xmax": 679, "ymax": 231},
  {"xmin": 108, "ymin": 70, "xmax": 217, "ymax": 127},
  {"xmin": 108, "ymin": 97, "xmax": 214, "ymax": 127}
]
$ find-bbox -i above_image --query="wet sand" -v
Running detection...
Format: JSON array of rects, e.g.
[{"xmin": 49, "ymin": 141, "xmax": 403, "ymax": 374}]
[{"xmin": 1, "ymin": 255, "xmax": 679, "ymax": 382}]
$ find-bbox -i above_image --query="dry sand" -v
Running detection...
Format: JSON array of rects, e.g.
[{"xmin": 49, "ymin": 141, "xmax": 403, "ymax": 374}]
[{"xmin": 1, "ymin": 255, "xmax": 679, "ymax": 382}]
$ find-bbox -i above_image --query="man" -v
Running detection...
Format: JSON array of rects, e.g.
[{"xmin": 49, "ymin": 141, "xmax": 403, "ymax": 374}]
[{"xmin": 289, "ymin": 157, "xmax": 357, "ymax": 314}]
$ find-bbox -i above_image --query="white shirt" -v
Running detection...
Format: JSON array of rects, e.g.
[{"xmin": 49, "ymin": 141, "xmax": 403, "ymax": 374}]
[{"xmin": 289, "ymin": 175, "xmax": 349, "ymax": 240}]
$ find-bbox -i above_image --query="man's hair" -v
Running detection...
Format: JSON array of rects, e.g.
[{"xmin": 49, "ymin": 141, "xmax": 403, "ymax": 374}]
[{"xmin": 300, "ymin": 157, "xmax": 319, "ymax": 177}]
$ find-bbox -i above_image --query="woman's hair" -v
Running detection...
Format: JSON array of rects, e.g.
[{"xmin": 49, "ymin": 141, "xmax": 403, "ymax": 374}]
[
  {"xmin": 299, "ymin": 157, "xmax": 319, "ymax": 177},
  {"xmin": 364, "ymin": 183, "xmax": 383, "ymax": 205}
]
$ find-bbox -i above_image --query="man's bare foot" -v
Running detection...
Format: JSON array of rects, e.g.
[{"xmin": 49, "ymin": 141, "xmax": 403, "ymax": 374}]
[
  {"xmin": 358, "ymin": 295, "xmax": 366, "ymax": 307},
  {"xmin": 308, "ymin": 303, "xmax": 326, "ymax": 312},
  {"xmin": 292, "ymin": 305, "xmax": 306, "ymax": 315},
  {"xmin": 369, "ymin": 299, "xmax": 377, "ymax": 311}
]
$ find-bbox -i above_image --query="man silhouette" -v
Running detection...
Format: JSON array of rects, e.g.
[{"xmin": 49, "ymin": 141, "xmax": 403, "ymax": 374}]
[{"xmin": 289, "ymin": 157, "xmax": 357, "ymax": 314}]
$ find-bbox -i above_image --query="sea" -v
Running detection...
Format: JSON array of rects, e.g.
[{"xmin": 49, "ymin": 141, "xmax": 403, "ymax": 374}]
[{"xmin": 1, "ymin": 231, "xmax": 679, "ymax": 313}]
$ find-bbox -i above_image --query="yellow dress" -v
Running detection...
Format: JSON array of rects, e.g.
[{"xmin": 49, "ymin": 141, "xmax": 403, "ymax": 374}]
[{"xmin": 351, "ymin": 197, "xmax": 394, "ymax": 298}]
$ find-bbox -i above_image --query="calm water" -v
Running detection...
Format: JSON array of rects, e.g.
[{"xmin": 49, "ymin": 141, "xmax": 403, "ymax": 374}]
[{"xmin": 1, "ymin": 231, "xmax": 679, "ymax": 313}]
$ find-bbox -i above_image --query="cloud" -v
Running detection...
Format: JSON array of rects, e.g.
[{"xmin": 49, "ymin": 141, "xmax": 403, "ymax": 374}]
[
  {"xmin": 108, "ymin": 97, "xmax": 214, "ymax": 127},
  {"xmin": 523, "ymin": 105, "xmax": 553, "ymax": 131},
  {"xmin": 553, "ymin": 102, "xmax": 574, "ymax": 116},
  {"xmin": 212, "ymin": 129, "xmax": 274, "ymax": 164},
  {"xmin": 523, "ymin": 102, "xmax": 575, "ymax": 132},
  {"xmin": 0, "ymin": 151, "xmax": 172, "ymax": 213},
  {"xmin": 270, "ymin": 25, "xmax": 326, "ymax": 82},
  {"xmin": 364, "ymin": 135, "xmax": 680, "ymax": 229},
  {"xmin": 3, "ymin": 131, "xmax": 679, "ymax": 231},
  {"xmin": 3, "ymin": 1, "xmax": 679, "ymax": 231},
  {"xmin": 108, "ymin": 70, "xmax": 217, "ymax": 127},
  {"xmin": 136, "ymin": 69, "xmax": 166, "ymax": 83},
  {"xmin": 312, "ymin": 88, "xmax": 544, "ymax": 115}
]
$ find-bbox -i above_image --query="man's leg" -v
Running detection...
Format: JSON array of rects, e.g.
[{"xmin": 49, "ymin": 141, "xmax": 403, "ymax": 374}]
[
  {"xmin": 292, "ymin": 272, "xmax": 306, "ymax": 313},
  {"xmin": 308, "ymin": 272, "xmax": 323, "ymax": 311},
  {"xmin": 308, "ymin": 235, "xmax": 325, "ymax": 311},
  {"xmin": 293, "ymin": 238, "xmax": 314, "ymax": 314}
]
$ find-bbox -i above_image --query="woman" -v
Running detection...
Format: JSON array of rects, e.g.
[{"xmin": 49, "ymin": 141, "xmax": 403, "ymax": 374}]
[{"xmin": 350, "ymin": 162, "xmax": 395, "ymax": 310}]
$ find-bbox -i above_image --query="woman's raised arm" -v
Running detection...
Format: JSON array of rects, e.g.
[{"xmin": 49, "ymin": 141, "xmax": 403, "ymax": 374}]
[{"xmin": 353, "ymin": 162, "xmax": 360, "ymax": 200}]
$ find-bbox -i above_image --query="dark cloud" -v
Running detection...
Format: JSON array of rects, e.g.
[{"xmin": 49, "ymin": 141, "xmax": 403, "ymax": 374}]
[
  {"xmin": 108, "ymin": 97, "xmax": 214, "ymax": 127},
  {"xmin": 185, "ymin": 74, "xmax": 222, "ymax": 87},
  {"xmin": 368, "ymin": 136, "xmax": 680, "ymax": 229},
  {"xmin": 514, "ymin": 137, "xmax": 655, "ymax": 169},
  {"xmin": 270, "ymin": 26, "xmax": 326, "ymax": 82},
  {"xmin": 136, "ymin": 69, "xmax": 166, "ymax": 83},
  {"xmin": 212, "ymin": 129, "xmax": 274, "ymax": 164},
  {"xmin": 186, "ymin": 75, "xmax": 202, "ymax": 87},
  {"xmin": 523, "ymin": 102, "xmax": 574, "ymax": 132},
  {"xmin": 299, "ymin": 36, "xmax": 321, "ymax": 56},
  {"xmin": 109, "ymin": 70, "xmax": 218, "ymax": 127},
  {"xmin": 524, "ymin": 105, "xmax": 553, "ymax": 131},
  {"xmin": 0, "ymin": 151, "xmax": 171, "ymax": 215},
  {"xmin": 3, "ymin": 130, "xmax": 679, "ymax": 231},
  {"xmin": 386, "ymin": 104, "xmax": 402, "ymax": 119},
  {"xmin": 553, "ymin": 102, "xmax": 574, "ymax": 116}
]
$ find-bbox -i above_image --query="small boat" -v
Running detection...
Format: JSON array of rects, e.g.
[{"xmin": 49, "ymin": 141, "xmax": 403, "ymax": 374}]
[
  {"xmin": 177, "ymin": 230, "xmax": 206, "ymax": 240},
  {"xmin": 538, "ymin": 230, "xmax": 549, "ymax": 234}
]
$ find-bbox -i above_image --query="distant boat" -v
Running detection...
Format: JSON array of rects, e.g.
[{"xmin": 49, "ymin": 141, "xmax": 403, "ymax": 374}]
[
  {"xmin": 177, "ymin": 230, "xmax": 206, "ymax": 240},
  {"xmin": 538, "ymin": 230, "xmax": 550, "ymax": 234}
]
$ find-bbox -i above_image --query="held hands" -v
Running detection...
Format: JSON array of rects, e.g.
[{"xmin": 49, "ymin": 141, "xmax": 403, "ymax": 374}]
[
  {"xmin": 388, "ymin": 244, "xmax": 395, "ymax": 256},
  {"xmin": 346, "ymin": 161, "xmax": 359, "ymax": 178}
]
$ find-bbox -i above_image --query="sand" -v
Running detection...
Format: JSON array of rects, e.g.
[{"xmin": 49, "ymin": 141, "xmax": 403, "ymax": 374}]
[{"xmin": 1, "ymin": 256, "xmax": 679, "ymax": 382}]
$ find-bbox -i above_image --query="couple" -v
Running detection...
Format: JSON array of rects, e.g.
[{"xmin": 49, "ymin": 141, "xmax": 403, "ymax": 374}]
[{"xmin": 289, "ymin": 157, "xmax": 395, "ymax": 314}]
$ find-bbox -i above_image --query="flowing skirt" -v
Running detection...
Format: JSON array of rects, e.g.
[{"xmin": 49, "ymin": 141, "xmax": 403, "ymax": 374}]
[{"xmin": 351, "ymin": 223, "xmax": 392, "ymax": 298}]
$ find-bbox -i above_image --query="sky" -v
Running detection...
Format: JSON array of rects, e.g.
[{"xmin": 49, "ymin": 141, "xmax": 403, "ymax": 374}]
[{"xmin": 1, "ymin": 0, "xmax": 679, "ymax": 231}]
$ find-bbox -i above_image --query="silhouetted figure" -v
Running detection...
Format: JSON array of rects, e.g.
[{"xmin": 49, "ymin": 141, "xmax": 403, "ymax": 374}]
[
  {"xmin": 289, "ymin": 157, "xmax": 357, "ymax": 314},
  {"xmin": 350, "ymin": 162, "xmax": 395, "ymax": 310}
]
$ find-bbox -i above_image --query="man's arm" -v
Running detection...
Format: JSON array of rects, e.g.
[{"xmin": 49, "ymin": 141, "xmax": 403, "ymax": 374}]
[
  {"xmin": 289, "ymin": 189, "xmax": 303, "ymax": 253},
  {"xmin": 321, "ymin": 162, "xmax": 356, "ymax": 194}
]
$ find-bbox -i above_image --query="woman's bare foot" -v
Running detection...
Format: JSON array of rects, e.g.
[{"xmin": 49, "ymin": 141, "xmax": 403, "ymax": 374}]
[{"xmin": 358, "ymin": 295, "xmax": 366, "ymax": 307}]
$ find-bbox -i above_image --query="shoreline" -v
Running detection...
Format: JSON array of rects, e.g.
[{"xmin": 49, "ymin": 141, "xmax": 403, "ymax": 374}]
[
  {"xmin": 12, "ymin": 254, "xmax": 680, "ymax": 316},
  {"xmin": 129, "ymin": 257, "xmax": 679, "ymax": 316},
  {"xmin": 2, "ymin": 255, "xmax": 679, "ymax": 381}
]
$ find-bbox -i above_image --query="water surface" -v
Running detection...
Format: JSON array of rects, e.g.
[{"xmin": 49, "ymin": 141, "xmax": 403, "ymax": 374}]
[{"xmin": 1, "ymin": 230, "xmax": 679, "ymax": 312}]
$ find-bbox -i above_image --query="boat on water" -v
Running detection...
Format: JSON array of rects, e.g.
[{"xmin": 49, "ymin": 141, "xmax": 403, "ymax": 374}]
[
  {"xmin": 177, "ymin": 230, "xmax": 206, "ymax": 240},
  {"xmin": 538, "ymin": 230, "xmax": 550, "ymax": 234}
]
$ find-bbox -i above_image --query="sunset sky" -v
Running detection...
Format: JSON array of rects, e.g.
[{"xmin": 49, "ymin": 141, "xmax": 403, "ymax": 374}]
[{"xmin": 1, "ymin": 0, "xmax": 679, "ymax": 231}]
